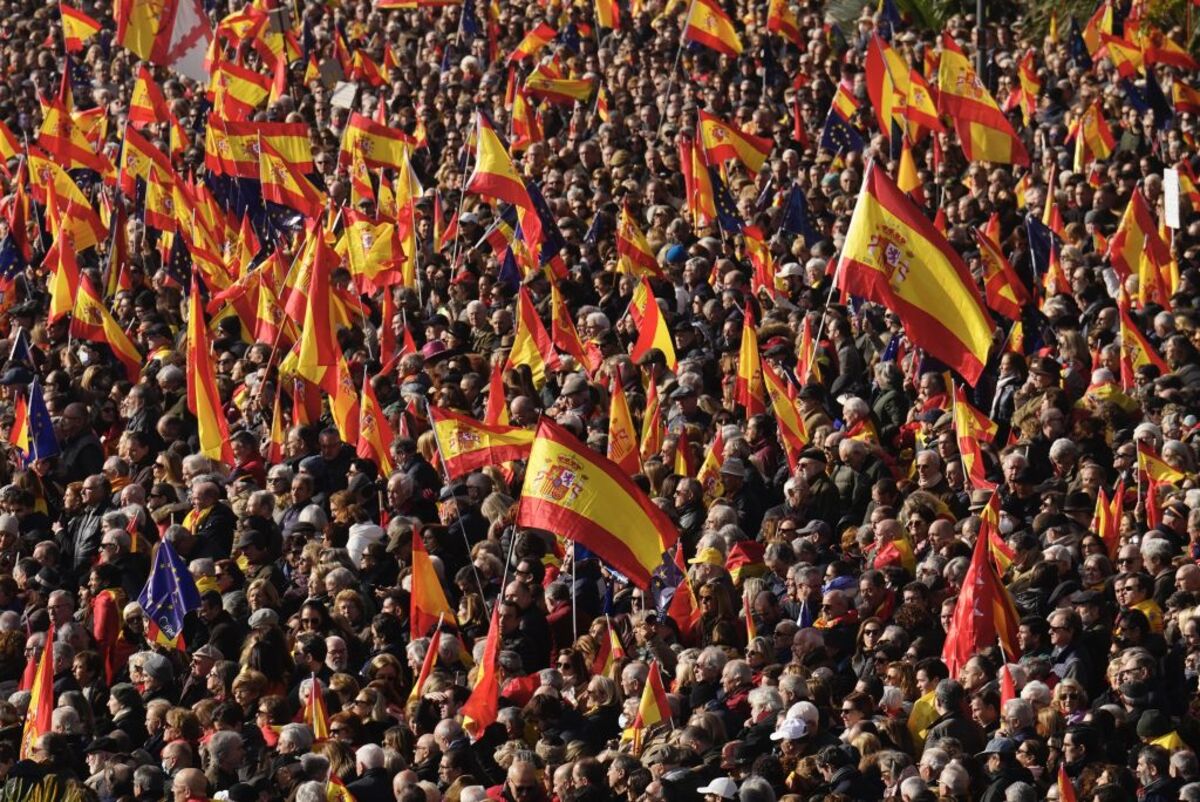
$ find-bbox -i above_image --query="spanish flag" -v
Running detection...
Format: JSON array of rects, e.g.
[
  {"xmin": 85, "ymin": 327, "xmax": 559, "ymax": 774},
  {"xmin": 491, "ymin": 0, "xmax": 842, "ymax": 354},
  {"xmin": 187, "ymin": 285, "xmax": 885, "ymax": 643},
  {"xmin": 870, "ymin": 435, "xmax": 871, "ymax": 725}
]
[
  {"xmin": 698, "ymin": 110, "xmax": 773, "ymax": 176},
  {"xmin": 1092, "ymin": 487, "xmax": 1118, "ymax": 560},
  {"xmin": 1144, "ymin": 25, "xmax": 1199, "ymax": 71},
  {"xmin": 340, "ymin": 112, "xmax": 412, "ymax": 171},
  {"xmin": 607, "ymin": 380, "xmax": 641, "ymax": 475},
  {"xmin": 466, "ymin": 112, "xmax": 536, "ymax": 229},
  {"xmin": 517, "ymin": 417, "xmax": 678, "ymax": 589},
  {"xmin": 19, "ymin": 624, "xmax": 53, "ymax": 759},
  {"xmin": 508, "ymin": 22, "xmax": 557, "ymax": 63},
  {"xmin": 1069, "ymin": 100, "xmax": 1115, "ymax": 171},
  {"xmin": 763, "ymin": 360, "xmax": 808, "ymax": 473},
  {"xmin": 866, "ymin": 34, "xmax": 943, "ymax": 141},
  {"xmin": 483, "ymin": 365, "xmax": 509, "ymax": 426},
  {"xmin": 409, "ymin": 626, "xmax": 442, "ymax": 702},
  {"xmin": 640, "ymin": 379, "xmax": 664, "ymax": 464},
  {"xmin": 734, "ymin": 301, "xmax": 765, "ymax": 416},
  {"xmin": 510, "ymin": 88, "xmax": 542, "ymax": 153},
  {"xmin": 937, "ymin": 34, "xmax": 1029, "ymax": 165},
  {"xmin": 1100, "ymin": 33, "xmax": 1144, "ymax": 78},
  {"xmin": 550, "ymin": 280, "xmax": 593, "ymax": 371},
  {"xmin": 70, "ymin": 275, "xmax": 143, "ymax": 382},
  {"xmin": 682, "ymin": 0, "xmax": 743, "ymax": 56},
  {"xmin": 61, "ymin": 4, "xmax": 101, "ymax": 52},
  {"xmin": 630, "ymin": 660, "xmax": 672, "ymax": 753},
  {"xmin": 212, "ymin": 61, "xmax": 271, "ymax": 120},
  {"xmin": 836, "ymin": 161, "xmax": 994, "ymax": 386},
  {"xmin": 1081, "ymin": 0, "xmax": 1113, "ymax": 56},
  {"xmin": 1173, "ymin": 80, "xmax": 1200, "ymax": 115},
  {"xmin": 410, "ymin": 531, "xmax": 458, "ymax": 639},
  {"xmin": 952, "ymin": 384, "xmax": 996, "ymax": 491},
  {"xmin": 595, "ymin": 0, "xmax": 619, "ymax": 30},
  {"xmin": 1117, "ymin": 292, "xmax": 1168, "ymax": 389},
  {"xmin": 258, "ymin": 134, "xmax": 326, "ymax": 218},
  {"xmin": 428, "ymin": 405, "xmax": 535, "ymax": 478},
  {"xmin": 358, "ymin": 373, "xmax": 396, "ymax": 476},
  {"xmin": 186, "ymin": 278, "xmax": 235, "ymax": 465},
  {"xmin": 1015, "ymin": 50, "xmax": 1040, "ymax": 124},
  {"xmin": 303, "ymin": 675, "xmax": 330, "ymax": 741},
  {"xmin": 975, "ymin": 226, "xmax": 1030, "ymax": 321},
  {"xmin": 1108, "ymin": 189, "xmax": 1170, "ymax": 281},
  {"xmin": 628, "ymin": 279, "xmax": 677, "ymax": 371},
  {"xmin": 616, "ymin": 201, "xmax": 661, "ymax": 277},
  {"xmin": 525, "ymin": 70, "xmax": 596, "ymax": 106},
  {"xmin": 507, "ymin": 287, "xmax": 561, "ymax": 389},
  {"xmin": 680, "ymin": 136, "xmax": 717, "ymax": 227},
  {"xmin": 743, "ymin": 225, "xmax": 775, "ymax": 298},
  {"xmin": 767, "ymin": 0, "xmax": 802, "ymax": 47}
]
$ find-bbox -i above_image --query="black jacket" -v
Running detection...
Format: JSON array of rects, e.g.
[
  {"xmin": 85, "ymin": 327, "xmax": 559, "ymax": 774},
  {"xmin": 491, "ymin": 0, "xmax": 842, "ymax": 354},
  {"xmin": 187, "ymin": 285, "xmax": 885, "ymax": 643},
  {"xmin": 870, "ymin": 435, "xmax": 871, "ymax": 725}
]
[
  {"xmin": 925, "ymin": 711, "xmax": 986, "ymax": 755},
  {"xmin": 192, "ymin": 503, "xmax": 238, "ymax": 561},
  {"xmin": 346, "ymin": 767, "xmax": 393, "ymax": 802}
]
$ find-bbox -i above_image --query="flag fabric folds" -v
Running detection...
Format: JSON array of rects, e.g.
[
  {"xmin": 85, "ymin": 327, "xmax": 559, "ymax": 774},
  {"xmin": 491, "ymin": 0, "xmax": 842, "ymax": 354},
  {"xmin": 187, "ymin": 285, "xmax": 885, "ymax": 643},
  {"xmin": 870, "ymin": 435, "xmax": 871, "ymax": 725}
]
[
  {"xmin": 937, "ymin": 34, "xmax": 1030, "ymax": 165},
  {"xmin": 410, "ymin": 533, "xmax": 457, "ymax": 639},
  {"xmin": 428, "ymin": 405, "xmax": 535, "ymax": 478},
  {"xmin": 516, "ymin": 417, "xmax": 679, "ymax": 589},
  {"xmin": 19, "ymin": 624, "xmax": 53, "ymax": 758},
  {"xmin": 70, "ymin": 275, "xmax": 142, "ymax": 382},
  {"xmin": 682, "ymin": 0, "xmax": 743, "ymax": 56},
  {"xmin": 835, "ymin": 162, "xmax": 994, "ymax": 385},
  {"xmin": 186, "ymin": 278, "xmax": 235, "ymax": 466},
  {"xmin": 138, "ymin": 540, "xmax": 202, "ymax": 651}
]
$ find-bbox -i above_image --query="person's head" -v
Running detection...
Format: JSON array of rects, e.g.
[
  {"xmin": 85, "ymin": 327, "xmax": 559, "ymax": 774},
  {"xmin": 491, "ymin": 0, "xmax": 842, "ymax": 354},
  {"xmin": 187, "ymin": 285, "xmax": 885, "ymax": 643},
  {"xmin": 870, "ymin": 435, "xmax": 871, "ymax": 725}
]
[
  {"xmin": 505, "ymin": 759, "xmax": 540, "ymax": 800},
  {"xmin": 1138, "ymin": 745, "xmax": 1171, "ymax": 787},
  {"xmin": 170, "ymin": 768, "xmax": 207, "ymax": 802}
]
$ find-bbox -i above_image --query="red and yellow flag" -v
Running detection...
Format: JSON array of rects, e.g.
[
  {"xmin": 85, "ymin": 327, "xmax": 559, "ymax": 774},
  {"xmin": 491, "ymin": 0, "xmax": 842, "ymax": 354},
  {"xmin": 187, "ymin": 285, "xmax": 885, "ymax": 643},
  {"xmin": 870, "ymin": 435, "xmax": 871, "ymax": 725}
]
[
  {"xmin": 303, "ymin": 675, "xmax": 330, "ymax": 741},
  {"xmin": 508, "ymin": 22, "xmax": 557, "ymax": 63},
  {"xmin": 259, "ymin": 134, "xmax": 326, "ymax": 218},
  {"xmin": 428, "ymin": 405, "xmax": 535, "ymax": 478},
  {"xmin": 516, "ymin": 418, "xmax": 678, "ymax": 588},
  {"xmin": 683, "ymin": 0, "xmax": 743, "ymax": 56},
  {"xmin": 340, "ymin": 112, "xmax": 413, "ymax": 171},
  {"xmin": 698, "ymin": 110, "xmax": 773, "ymax": 176},
  {"xmin": 461, "ymin": 605, "xmax": 501, "ymax": 739},
  {"xmin": 409, "ymin": 625, "xmax": 443, "ymax": 702},
  {"xmin": 358, "ymin": 374, "xmax": 396, "ymax": 476},
  {"xmin": 937, "ymin": 34, "xmax": 1030, "ymax": 165},
  {"xmin": 836, "ymin": 162, "xmax": 994, "ymax": 385},
  {"xmin": 975, "ymin": 217, "xmax": 1030, "ymax": 321},
  {"xmin": 1108, "ymin": 189, "xmax": 1170, "ymax": 281},
  {"xmin": 630, "ymin": 660, "xmax": 672, "ymax": 753},
  {"xmin": 596, "ymin": 0, "xmax": 619, "ymax": 29},
  {"xmin": 763, "ymin": 360, "xmax": 808, "ymax": 473},
  {"xmin": 410, "ymin": 533, "xmax": 458, "ymax": 639},
  {"xmin": 734, "ymin": 301, "xmax": 765, "ymax": 416},
  {"xmin": 767, "ymin": 0, "xmax": 802, "ymax": 46},
  {"xmin": 640, "ymin": 379, "xmax": 664, "ymax": 463},
  {"xmin": 70, "ymin": 275, "xmax": 142, "ymax": 382},
  {"xmin": 506, "ymin": 287, "xmax": 561, "ymax": 389},
  {"xmin": 20, "ymin": 626, "xmax": 54, "ymax": 759},
  {"xmin": 1070, "ymin": 100, "xmax": 1115, "ymax": 171},
  {"xmin": 1117, "ymin": 292, "xmax": 1168, "ymax": 388},
  {"xmin": 866, "ymin": 34, "xmax": 943, "ymax": 141},
  {"xmin": 952, "ymin": 384, "xmax": 996, "ymax": 491},
  {"xmin": 628, "ymin": 279, "xmax": 678, "ymax": 371},
  {"xmin": 550, "ymin": 280, "xmax": 594, "ymax": 372},
  {"xmin": 186, "ymin": 278, "xmax": 235, "ymax": 466},
  {"xmin": 616, "ymin": 201, "xmax": 661, "ymax": 277},
  {"xmin": 607, "ymin": 380, "xmax": 641, "ymax": 475},
  {"xmin": 466, "ymin": 112, "xmax": 536, "ymax": 236},
  {"xmin": 61, "ymin": 4, "xmax": 102, "ymax": 52}
]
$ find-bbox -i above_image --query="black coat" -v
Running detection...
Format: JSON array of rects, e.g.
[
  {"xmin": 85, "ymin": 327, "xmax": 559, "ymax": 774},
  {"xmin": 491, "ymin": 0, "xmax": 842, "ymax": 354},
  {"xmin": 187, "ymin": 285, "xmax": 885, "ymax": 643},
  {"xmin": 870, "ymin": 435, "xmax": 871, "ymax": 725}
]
[
  {"xmin": 925, "ymin": 711, "xmax": 986, "ymax": 755},
  {"xmin": 192, "ymin": 503, "xmax": 238, "ymax": 561},
  {"xmin": 346, "ymin": 767, "xmax": 393, "ymax": 802}
]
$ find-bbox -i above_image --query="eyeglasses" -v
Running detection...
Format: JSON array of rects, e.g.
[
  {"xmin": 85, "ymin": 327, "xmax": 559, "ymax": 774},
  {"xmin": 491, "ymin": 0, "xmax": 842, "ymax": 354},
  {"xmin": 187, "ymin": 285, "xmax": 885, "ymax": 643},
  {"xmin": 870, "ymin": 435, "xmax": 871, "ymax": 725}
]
[
  {"xmin": 557, "ymin": 662, "xmax": 573, "ymax": 670},
  {"xmin": 100, "ymin": 542, "xmax": 118, "ymax": 549},
  {"xmin": 1060, "ymin": 692, "xmax": 1080, "ymax": 700},
  {"xmin": 513, "ymin": 786, "xmax": 538, "ymax": 795},
  {"xmin": 300, "ymin": 617, "xmax": 321, "ymax": 626},
  {"xmin": 864, "ymin": 628, "xmax": 881, "ymax": 636},
  {"xmin": 840, "ymin": 708, "xmax": 856, "ymax": 715},
  {"xmin": 354, "ymin": 698, "xmax": 371, "ymax": 705},
  {"xmin": 1117, "ymin": 558, "xmax": 1137, "ymax": 565}
]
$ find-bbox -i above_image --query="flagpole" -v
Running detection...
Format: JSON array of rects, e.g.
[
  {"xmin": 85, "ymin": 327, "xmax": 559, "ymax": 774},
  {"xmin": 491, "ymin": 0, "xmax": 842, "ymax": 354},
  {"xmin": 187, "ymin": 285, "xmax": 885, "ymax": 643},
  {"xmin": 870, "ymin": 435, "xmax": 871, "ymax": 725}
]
[
  {"xmin": 448, "ymin": 113, "xmax": 478, "ymax": 280},
  {"xmin": 813, "ymin": 159, "xmax": 871, "ymax": 354},
  {"xmin": 424, "ymin": 398, "xmax": 490, "ymax": 605},
  {"xmin": 571, "ymin": 540, "xmax": 578, "ymax": 643},
  {"xmin": 656, "ymin": 13, "xmax": 688, "ymax": 139}
]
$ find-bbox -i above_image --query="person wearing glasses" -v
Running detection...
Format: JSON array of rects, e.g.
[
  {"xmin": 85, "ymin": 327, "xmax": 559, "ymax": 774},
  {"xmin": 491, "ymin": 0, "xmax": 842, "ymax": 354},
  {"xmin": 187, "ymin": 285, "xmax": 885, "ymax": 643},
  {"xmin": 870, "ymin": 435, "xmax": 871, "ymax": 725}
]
[
  {"xmin": 1048, "ymin": 610, "xmax": 1096, "ymax": 692},
  {"xmin": 501, "ymin": 759, "xmax": 547, "ymax": 802}
]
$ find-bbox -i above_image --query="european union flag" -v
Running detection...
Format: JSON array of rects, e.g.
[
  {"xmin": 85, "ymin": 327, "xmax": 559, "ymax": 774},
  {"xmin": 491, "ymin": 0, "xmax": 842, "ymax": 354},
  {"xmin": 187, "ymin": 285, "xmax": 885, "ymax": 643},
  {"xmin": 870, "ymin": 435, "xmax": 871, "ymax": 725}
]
[
  {"xmin": 583, "ymin": 209, "xmax": 608, "ymax": 246},
  {"xmin": 9, "ymin": 328, "xmax": 35, "ymax": 369},
  {"xmin": 497, "ymin": 246, "xmax": 521, "ymax": 291},
  {"xmin": 1068, "ymin": 18, "xmax": 1092, "ymax": 70},
  {"xmin": 1143, "ymin": 74, "xmax": 1174, "ymax": 130},
  {"xmin": 819, "ymin": 110, "xmax": 864, "ymax": 155},
  {"xmin": 138, "ymin": 540, "xmax": 201, "ymax": 651},
  {"xmin": 877, "ymin": 0, "xmax": 902, "ymax": 40},
  {"xmin": 524, "ymin": 181, "xmax": 567, "ymax": 267},
  {"xmin": 1024, "ymin": 213, "xmax": 1055, "ymax": 278},
  {"xmin": 0, "ymin": 235, "xmax": 23, "ymax": 280},
  {"xmin": 23, "ymin": 379, "xmax": 59, "ymax": 463},
  {"xmin": 780, "ymin": 184, "xmax": 820, "ymax": 247},
  {"xmin": 709, "ymin": 167, "xmax": 745, "ymax": 235},
  {"xmin": 461, "ymin": 0, "xmax": 482, "ymax": 39}
]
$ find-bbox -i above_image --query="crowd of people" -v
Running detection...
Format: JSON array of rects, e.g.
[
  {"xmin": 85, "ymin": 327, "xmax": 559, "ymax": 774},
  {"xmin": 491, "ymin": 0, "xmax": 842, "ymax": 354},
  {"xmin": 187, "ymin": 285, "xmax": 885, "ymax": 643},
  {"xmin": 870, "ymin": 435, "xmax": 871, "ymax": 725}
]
[{"xmin": 0, "ymin": 0, "xmax": 1198, "ymax": 800}]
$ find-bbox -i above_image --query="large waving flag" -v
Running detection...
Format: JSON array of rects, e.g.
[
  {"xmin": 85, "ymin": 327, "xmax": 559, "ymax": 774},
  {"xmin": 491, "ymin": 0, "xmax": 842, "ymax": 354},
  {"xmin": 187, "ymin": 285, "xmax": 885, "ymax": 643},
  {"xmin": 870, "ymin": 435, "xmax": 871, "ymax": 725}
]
[
  {"xmin": 952, "ymin": 384, "xmax": 996, "ymax": 491},
  {"xmin": 19, "ymin": 624, "xmax": 53, "ymax": 758},
  {"xmin": 410, "ymin": 532, "xmax": 457, "ymax": 639},
  {"xmin": 508, "ymin": 22, "xmax": 557, "ymax": 63},
  {"xmin": 1069, "ymin": 100, "xmax": 1115, "ymax": 170},
  {"xmin": 340, "ymin": 112, "xmax": 413, "ymax": 171},
  {"xmin": 767, "ymin": 0, "xmax": 802, "ymax": 46},
  {"xmin": 1117, "ymin": 294, "xmax": 1166, "ymax": 388},
  {"xmin": 866, "ymin": 34, "xmax": 942, "ymax": 141},
  {"xmin": 937, "ymin": 34, "xmax": 1030, "ymax": 165},
  {"xmin": 303, "ymin": 675, "xmax": 330, "ymax": 741},
  {"xmin": 698, "ymin": 111, "xmax": 773, "ymax": 176},
  {"xmin": 466, "ymin": 112, "xmax": 538, "ymax": 242},
  {"xmin": 837, "ymin": 162, "xmax": 993, "ymax": 384},
  {"xmin": 428, "ymin": 405, "xmax": 535, "ymax": 478},
  {"xmin": 516, "ymin": 417, "xmax": 679, "ymax": 588},
  {"xmin": 942, "ymin": 510, "xmax": 1021, "ymax": 674},
  {"xmin": 186, "ymin": 278, "xmax": 235, "ymax": 466},
  {"xmin": 682, "ymin": 0, "xmax": 743, "ymax": 56},
  {"xmin": 358, "ymin": 374, "xmax": 396, "ymax": 476},
  {"xmin": 734, "ymin": 301, "xmax": 765, "ymax": 416},
  {"xmin": 70, "ymin": 275, "xmax": 142, "ymax": 382},
  {"xmin": 607, "ymin": 380, "xmax": 641, "ymax": 475},
  {"xmin": 550, "ymin": 281, "xmax": 594, "ymax": 372},
  {"xmin": 259, "ymin": 134, "xmax": 326, "ymax": 218},
  {"xmin": 138, "ymin": 540, "xmax": 201, "ymax": 651}
]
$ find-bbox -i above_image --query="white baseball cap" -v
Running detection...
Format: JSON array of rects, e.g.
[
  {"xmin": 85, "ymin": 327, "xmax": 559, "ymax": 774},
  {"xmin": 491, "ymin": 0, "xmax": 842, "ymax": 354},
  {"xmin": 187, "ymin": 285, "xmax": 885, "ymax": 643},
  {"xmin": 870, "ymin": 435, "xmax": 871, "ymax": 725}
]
[{"xmin": 696, "ymin": 778, "xmax": 738, "ymax": 799}]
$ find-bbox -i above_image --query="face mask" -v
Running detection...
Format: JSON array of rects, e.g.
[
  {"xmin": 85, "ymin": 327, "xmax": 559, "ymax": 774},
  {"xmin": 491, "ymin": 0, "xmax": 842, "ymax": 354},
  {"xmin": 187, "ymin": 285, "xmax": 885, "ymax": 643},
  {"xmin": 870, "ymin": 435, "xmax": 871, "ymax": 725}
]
[
  {"xmin": 617, "ymin": 713, "xmax": 629, "ymax": 728},
  {"xmin": 161, "ymin": 762, "xmax": 174, "ymax": 776},
  {"xmin": 1186, "ymin": 669, "xmax": 1198, "ymax": 682},
  {"xmin": 999, "ymin": 517, "xmax": 1015, "ymax": 535}
]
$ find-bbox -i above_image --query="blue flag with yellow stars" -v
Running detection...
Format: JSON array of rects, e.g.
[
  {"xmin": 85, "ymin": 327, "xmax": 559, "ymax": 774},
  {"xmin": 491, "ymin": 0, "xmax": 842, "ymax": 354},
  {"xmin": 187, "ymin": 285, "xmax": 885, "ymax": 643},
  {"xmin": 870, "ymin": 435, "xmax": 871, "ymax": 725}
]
[{"xmin": 138, "ymin": 540, "xmax": 201, "ymax": 651}]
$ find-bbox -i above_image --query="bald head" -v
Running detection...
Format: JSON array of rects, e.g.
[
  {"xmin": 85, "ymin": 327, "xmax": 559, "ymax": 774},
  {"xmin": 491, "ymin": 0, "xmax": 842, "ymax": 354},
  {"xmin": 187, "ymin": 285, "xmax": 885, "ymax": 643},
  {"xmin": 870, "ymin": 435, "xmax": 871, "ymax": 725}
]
[{"xmin": 171, "ymin": 768, "xmax": 206, "ymax": 800}]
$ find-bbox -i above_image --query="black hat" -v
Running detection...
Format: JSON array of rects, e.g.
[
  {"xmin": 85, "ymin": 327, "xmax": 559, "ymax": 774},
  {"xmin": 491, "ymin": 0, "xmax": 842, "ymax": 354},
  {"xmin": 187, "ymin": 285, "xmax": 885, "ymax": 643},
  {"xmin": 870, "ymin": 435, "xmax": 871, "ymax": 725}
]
[
  {"xmin": 84, "ymin": 736, "xmax": 121, "ymax": 754},
  {"xmin": 1069, "ymin": 589, "xmax": 1103, "ymax": 606},
  {"xmin": 438, "ymin": 483, "xmax": 468, "ymax": 502},
  {"xmin": 1029, "ymin": 356, "xmax": 1061, "ymax": 377},
  {"xmin": 798, "ymin": 448, "xmax": 826, "ymax": 464},
  {"xmin": 797, "ymin": 383, "xmax": 823, "ymax": 401},
  {"xmin": 145, "ymin": 323, "xmax": 172, "ymax": 340},
  {"xmin": 1063, "ymin": 492, "xmax": 1094, "ymax": 513},
  {"xmin": 669, "ymin": 385, "xmax": 697, "ymax": 400},
  {"xmin": 0, "ymin": 366, "xmax": 33, "ymax": 385},
  {"xmin": 1136, "ymin": 710, "xmax": 1172, "ymax": 739}
]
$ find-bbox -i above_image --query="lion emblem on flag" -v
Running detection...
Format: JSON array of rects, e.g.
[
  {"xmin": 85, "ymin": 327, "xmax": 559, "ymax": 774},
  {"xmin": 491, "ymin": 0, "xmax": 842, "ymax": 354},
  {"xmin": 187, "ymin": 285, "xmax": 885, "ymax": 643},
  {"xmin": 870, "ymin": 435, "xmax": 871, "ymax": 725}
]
[
  {"xmin": 448, "ymin": 426, "xmax": 481, "ymax": 455},
  {"xmin": 534, "ymin": 454, "xmax": 585, "ymax": 504},
  {"xmin": 867, "ymin": 223, "xmax": 912, "ymax": 289}
]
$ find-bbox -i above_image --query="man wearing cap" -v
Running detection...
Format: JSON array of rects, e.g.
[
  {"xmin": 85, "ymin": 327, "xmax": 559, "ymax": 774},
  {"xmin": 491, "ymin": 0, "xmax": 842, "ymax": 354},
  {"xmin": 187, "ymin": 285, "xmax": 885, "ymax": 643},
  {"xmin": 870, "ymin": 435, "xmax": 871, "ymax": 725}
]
[
  {"xmin": 797, "ymin": 449, "xmax": 839, "ymax": 528},
  {"xmin": 696, "ymin": 777, "xmax": 738, "ymax": 801},
  {"xmin": 438, "ymin": 482, "xmax": 488, "ymax": 546},
  {"xmin": 180, "ymin": 644, "xmax": 223, "ymax": 707},
  {"xmin": 667, "ymin": 384, "xmax": 711, "ymax": 434},
  {"xmin": 976, "ymin": 736, "xmax": 1033, "ymax": 802},
  {"xmin": 1011, "ymin": 357, "xmax": 1062, "ymax": 440}
]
